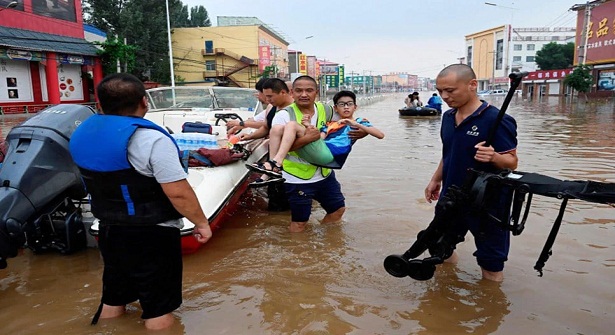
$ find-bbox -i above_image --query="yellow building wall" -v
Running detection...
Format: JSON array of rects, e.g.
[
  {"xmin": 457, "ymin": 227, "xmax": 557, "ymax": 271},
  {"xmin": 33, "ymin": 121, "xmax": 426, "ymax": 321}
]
[
  {"xmin": 466, "ymin": 26, "xmax": 505, "ymax": 81},
  {"xmin": 172, "ymin": 26, "xmax": 288, "ymax": 88}
]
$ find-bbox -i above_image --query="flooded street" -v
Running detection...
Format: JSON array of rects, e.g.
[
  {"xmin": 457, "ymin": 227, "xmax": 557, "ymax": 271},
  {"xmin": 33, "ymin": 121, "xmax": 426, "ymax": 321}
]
[{"xmin": 0, "ymin": 94, "xmax": 614, "ymax": 335}]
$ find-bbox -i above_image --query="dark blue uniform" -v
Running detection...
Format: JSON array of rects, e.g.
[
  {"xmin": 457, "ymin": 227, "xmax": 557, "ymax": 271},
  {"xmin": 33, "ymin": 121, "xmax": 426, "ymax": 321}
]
[{"xmin": 439, "ymin": 101, "xmax": 517, "ymax": 272}]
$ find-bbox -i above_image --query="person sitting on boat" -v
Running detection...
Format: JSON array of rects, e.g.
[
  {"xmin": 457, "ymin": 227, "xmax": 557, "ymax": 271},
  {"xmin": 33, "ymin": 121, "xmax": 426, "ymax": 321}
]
[
  {"xmin": 69, "ymin": 73, "xmax": 212, "ymax": 330},
  {"xmin": 404, "ymin": 94, "xmax": 414, "ymax": 108},
  {"xmin": 226, "ymin": 77, "xmax": 270, "ymax": 134},
  {"xmin": 249, "ymin": 89, "xmax": 384, "ymax": 173},
  {"xmin": 412, "ymin": 92, "xmax": 424, "ymax": 107},
  {"xmin": 239, "ymin": 78, "xmax": 294, "ymax": 188},
  {"xmin": 426, "ymin": 93, "xmax": 443, "ymax": 112}
]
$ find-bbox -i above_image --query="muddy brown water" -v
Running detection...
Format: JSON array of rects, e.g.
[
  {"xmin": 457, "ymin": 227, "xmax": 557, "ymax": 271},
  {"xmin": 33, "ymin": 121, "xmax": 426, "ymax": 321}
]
[{"xmin": 0, "ymin": 95, "xmax": 614, "ymax": 335}]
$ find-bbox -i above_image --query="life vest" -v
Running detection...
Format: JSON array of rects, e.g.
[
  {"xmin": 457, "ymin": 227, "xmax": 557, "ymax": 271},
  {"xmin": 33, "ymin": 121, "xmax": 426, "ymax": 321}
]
[
  {"xmin": 70, "ymin": 114, "xmax": 183, "ymax": 225},
  {"xmin": 283, "ymin": 102, "xmax": 334, "ymax": 180}
]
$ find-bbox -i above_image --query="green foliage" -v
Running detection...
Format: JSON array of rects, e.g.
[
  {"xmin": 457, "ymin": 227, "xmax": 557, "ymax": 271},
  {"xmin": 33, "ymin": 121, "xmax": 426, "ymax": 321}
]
[
  {"xmin": 95, "ymin": 37, "xmax": 137, "ymax": 75},
  {"xmin": 535, "ymin": 42, "xmax": 575, "ymax": 70},
  {"xmin": 260, "ymin": 66, "xmax": 277, "ymax": 78},
  {"xmin": 82, "ymin": 0, "xmax": 128, "ymax": 36},
  {"xmin": 564, "ymin": 65, "xmax": 593, "ymax": 93},
  {"xmin": 188, "ymin": 6, "xmax": 211, "ymax": 27},
  {"xmin": 82, "ymin": 0, "xmax": 212, "ymax": 83}
]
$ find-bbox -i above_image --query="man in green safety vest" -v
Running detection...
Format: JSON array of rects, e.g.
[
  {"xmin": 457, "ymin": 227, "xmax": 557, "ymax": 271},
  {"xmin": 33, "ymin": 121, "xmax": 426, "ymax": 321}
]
[{"xmin": 265, "ymin": 75, "xmax": 362, "ymax": 232}]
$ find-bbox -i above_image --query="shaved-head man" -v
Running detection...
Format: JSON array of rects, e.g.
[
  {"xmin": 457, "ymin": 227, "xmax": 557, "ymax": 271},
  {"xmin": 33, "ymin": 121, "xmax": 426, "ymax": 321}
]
[{"xmin": 425, "ymin": 64, "xmax": 519, "ymax": 282}]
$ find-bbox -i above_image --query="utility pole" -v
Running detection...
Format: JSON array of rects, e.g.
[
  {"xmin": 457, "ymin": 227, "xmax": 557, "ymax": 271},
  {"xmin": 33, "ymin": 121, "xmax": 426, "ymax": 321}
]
[
  {"xmin": 578, "ymin": 1, "xmax": 591, "ymax": 65},
  {"xmin": 347, "ymin": 71, "xmax": 359, "ymax": 91},
  {"xmin": 271, "ymin": 46, "xmax": 280, "ymax": 78}
]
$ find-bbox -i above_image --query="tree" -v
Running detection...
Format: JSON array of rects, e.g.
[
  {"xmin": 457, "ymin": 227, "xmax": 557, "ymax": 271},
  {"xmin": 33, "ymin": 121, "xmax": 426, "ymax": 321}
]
[
  {"xmin": 82, "ymin": 0, "xmax": 129, "ymax": 36},
  {"xmin": 535, "ymin": 42, "xmax": 575, "ymax": 70},
  {"xmin": 189, "ymin": 6, "xmax": 211, "ymax": 27},
  {"xmin": 564, "ymin": 65, "xmax": 593, "ymax": 100},
  {"xmin": 95, "ymin": 37, "xmax": 137, "ymax": 75},
  {"xmin": 82, "ymin": 0, "xmax": 212, "ymax": 83}
]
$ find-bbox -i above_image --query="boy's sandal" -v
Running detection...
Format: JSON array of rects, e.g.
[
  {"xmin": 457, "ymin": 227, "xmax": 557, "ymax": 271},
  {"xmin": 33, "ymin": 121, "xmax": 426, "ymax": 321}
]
[{"xmin": 246, "ymin": 160, "xmax": 282, "ymax": 178}]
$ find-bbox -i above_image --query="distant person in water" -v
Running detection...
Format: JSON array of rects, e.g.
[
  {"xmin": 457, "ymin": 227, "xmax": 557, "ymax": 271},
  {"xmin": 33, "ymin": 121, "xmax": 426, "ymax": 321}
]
[{"xmin": 427, "ymin": 93, "xmax": 443, "ymax": 112}]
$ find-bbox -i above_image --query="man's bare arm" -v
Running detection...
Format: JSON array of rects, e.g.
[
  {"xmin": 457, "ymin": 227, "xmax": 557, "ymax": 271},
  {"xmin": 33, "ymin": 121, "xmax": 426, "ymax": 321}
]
[{"xmin": 161, "ymin": 179, "xmax": 211, "ymax": 243}]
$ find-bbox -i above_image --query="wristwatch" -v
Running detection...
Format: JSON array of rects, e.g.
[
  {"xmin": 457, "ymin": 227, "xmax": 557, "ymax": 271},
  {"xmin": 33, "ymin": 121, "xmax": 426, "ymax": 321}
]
[{"xmin": 239, "ymin": 121, "xmax": 245, "ymax": 127}]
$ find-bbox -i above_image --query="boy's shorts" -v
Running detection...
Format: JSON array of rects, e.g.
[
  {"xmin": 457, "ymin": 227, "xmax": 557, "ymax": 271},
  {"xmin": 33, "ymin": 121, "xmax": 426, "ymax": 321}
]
[
  {"xmin": 285, "ymin": 172, "xmax": 345, "ymax": 222},
  {"xmin": 98, "ymin": 224, "xmax": 183, "ymax": 319},
  {"xmin": 296, "ymin": 139, "xmax": 334, "ymax": 166}
]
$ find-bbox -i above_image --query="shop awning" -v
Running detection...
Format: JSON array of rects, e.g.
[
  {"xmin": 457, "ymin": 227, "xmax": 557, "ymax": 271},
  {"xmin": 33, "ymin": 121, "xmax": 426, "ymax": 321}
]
[{"xmin": 0, "ymin": 26, "xmax": 99, "ymax": 57}]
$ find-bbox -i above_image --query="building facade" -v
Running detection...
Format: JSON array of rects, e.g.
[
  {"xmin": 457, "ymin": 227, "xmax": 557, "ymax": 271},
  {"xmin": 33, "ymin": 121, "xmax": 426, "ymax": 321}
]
[
  {"xmin": 510, "ymin": 27, "xmax": 575, "ymax": 72},
  {"xmin": 465, "ymin": 25, "xmax": 511, "ymax": 91},
  {"xmin": 573, "ymin": 0, "xmax": 615, "ymax": 97},
  {"xmin": 172, "ymin": 16, "xmax": 289, "ymax": 88},
  {"xmin": 0, "ymin": 0, "xmax": 102, "ymax": 114}
]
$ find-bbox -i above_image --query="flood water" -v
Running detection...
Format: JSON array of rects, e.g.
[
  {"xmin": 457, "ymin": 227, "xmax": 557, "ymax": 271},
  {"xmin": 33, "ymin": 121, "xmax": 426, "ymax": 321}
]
[{"xmin": 0, "ymin": 94, "xmax": 614, "ymax": 335}]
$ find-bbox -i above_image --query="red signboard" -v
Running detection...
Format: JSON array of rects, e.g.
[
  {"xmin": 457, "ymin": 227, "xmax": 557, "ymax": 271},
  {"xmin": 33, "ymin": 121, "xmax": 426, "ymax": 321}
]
[
  {"xmin": 574, "ymin": 0, "xmax": 615, "ymax": 65},
  {"xmin": 258, "ymin": 46, "xmax": 270, "ymax": 72},
  {"xmin": 299, "ymin": 54, "xmax": 307, "ymax": 75},
  {"xmin": 307, "ymin": 56, "xmax": 316, "ymax": 78},
  {"xmin": 525, "ymin": 69, "xmax": 573, "ymax": 80}
]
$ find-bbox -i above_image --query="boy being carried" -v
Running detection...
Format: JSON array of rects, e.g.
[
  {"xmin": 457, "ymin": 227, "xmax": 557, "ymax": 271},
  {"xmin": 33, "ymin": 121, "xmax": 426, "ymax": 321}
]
[{"xmin": 248, "ymin": 90, "xmax": 384, "ymax": 177}]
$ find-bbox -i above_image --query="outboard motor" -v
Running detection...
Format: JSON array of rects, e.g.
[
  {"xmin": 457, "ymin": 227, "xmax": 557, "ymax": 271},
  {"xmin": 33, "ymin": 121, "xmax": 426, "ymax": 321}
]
[{"xmin": 0, "ymin": 104, "xmax": 94, "ymax": 268}]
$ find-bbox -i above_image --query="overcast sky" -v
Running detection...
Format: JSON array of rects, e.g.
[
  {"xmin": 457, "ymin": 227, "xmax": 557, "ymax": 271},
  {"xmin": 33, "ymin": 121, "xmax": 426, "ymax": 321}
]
[{"xmin": 182, "ymin": 0, "xmax": 578, "ymax": 78}]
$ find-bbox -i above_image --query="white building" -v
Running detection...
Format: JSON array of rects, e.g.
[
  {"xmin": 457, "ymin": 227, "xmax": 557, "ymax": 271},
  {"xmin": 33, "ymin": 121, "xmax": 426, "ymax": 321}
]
[{"xmin": 510, "ymin": 27, "xmax": 575, "ymax": 72}]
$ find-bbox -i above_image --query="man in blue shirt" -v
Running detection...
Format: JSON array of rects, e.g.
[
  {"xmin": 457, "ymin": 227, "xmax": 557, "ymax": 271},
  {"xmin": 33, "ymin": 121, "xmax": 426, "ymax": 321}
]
[
  {"xmin": 426, "ymin": 93, "xmax": 443, "ymax": 112},
  {"xmin": 424, "ymin": 64, "xmax": 518, "ymax": 282}
]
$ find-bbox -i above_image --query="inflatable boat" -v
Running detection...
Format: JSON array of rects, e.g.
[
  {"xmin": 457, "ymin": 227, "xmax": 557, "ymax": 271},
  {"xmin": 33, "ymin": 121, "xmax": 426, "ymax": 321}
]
[{"xmin": 398, "ymin": 106, "xmax": 440, "ymax": 116}]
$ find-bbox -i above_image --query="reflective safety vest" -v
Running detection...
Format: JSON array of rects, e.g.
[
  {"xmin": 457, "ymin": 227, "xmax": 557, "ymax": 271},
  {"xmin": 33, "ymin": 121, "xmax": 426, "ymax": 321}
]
[{"xmin": 283, "ymin": 102, "xmax": 334, "ymax": 180}]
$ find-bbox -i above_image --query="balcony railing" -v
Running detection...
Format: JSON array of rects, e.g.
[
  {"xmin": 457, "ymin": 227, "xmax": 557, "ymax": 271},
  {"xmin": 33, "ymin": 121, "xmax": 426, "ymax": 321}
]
[{"xmin": 0, "ymin": 102, "xmax": 98, "ymax": 115}]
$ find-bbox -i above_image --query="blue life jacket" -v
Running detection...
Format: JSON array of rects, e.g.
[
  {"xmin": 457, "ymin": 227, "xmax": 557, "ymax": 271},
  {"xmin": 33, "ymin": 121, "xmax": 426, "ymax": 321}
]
[{"xmin": 70, "ymin": 114, "xmax": 183, "ymax": 225}]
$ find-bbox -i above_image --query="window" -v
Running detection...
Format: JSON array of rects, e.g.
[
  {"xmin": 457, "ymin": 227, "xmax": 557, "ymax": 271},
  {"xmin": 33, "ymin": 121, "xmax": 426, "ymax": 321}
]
[
  {"xmin": 513, "ymin": 44, "xmax": 522, "ymax": 51},
  {"xmin": 513, "ymin": 56, "xmax": 522, "ymax": 62},
  {"xmin": 467, "ymin": 46, "xmax": 472, "ymax": 68},
  {"xmin": 205, "ymin": 60, "xmax": 216, "ymax": 71},
  {"xmin": 526, "ymin": 56, "xmax": 535, "ymax": 62},
  {"xmin": 204, "ymin": 40, "xmax": 214, "ymax": 54},
  {"xmin": 496, "ymin": 39, "xmax": 504, "ymax": 70},
  {"xmin": 551, "ymin": 36, "xmax": 560, "ymax": 41},
  {"xmin": 527, "ymin": 44, "xmax": 535, "ymax": 51}
]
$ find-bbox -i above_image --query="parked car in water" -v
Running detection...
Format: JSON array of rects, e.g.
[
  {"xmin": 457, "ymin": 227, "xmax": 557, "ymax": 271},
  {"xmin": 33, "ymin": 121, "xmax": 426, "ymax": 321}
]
[{"xmin": 477, "ymin": 89, "xmax": 507, "ymax": 97}]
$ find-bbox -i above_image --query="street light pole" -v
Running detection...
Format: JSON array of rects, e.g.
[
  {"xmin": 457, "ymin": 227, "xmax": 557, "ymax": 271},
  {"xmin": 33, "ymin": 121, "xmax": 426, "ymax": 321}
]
[
  {"xmin": 165, "ymin": 0, "xmax": 176, "ymax": 106},
  {"xmin": 165, "ymin": 0, "xmax": 175, "ymax": 87}
]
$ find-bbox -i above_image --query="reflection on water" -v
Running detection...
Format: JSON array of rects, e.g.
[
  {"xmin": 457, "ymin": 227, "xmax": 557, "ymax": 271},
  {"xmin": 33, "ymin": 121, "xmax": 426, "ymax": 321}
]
[
  {"xmin": 407, "ymin": 265, "xmax": 510, "ymax": 335},
  {"xmin": 0, "ymin": 96, "xmax": 614, "ymax": 334}
]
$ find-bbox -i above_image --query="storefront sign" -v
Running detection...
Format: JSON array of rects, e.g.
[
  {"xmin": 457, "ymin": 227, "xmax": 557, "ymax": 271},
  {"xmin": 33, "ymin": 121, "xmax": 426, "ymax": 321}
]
[
  {"xmin": 299, "ymin": 54, "xmax": 307, "ymax": 75},
  {"xmin": 574, "ymin": 0, "xmax": 615, "ymax": 65},
  {"xmin": 59, "ymin": 54, "xmax": 92, "ymax": 65},
  {"xmin": 525, "ymin": 69, "xmax": 573, "ymax": 80},
  {"xmin": 307, "ymin": 56, "xmax": 316, "ymax": 78},
  {"xmin": 0, "ymin": 48, "xmax": 43, "ymax": 62},
  {"xmin": 258, "ymin": 46, "xmax": 270, "ymax": 72}
]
